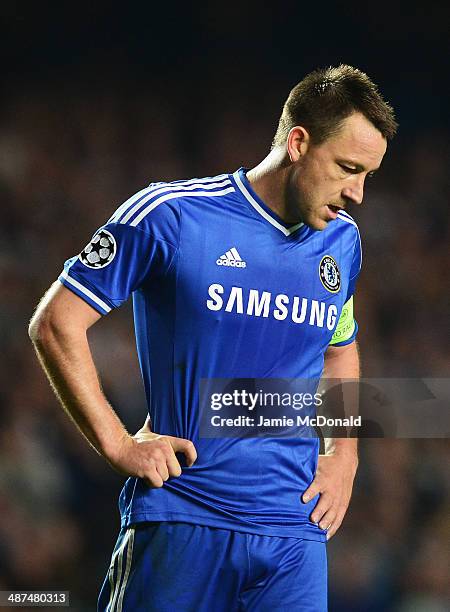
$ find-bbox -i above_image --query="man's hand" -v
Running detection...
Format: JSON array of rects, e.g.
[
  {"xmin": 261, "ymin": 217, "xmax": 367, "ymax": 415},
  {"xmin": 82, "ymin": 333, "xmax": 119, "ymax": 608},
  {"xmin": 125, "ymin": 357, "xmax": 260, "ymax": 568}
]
[
  {"xmin": 108, "ymin": 427, "xmax": 197, "ymax": 488},
  {"xmin": 302, "ymin": 451, "xmax": 358, "ymax": 540}
]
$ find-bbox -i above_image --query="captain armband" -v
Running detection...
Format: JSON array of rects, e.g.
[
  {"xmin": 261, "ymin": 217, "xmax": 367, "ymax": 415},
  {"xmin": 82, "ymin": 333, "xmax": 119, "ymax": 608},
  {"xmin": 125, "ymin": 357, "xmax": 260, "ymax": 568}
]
[{"xmin": 329, "ymin": 296, "xmax": 356, "ymax": 345}]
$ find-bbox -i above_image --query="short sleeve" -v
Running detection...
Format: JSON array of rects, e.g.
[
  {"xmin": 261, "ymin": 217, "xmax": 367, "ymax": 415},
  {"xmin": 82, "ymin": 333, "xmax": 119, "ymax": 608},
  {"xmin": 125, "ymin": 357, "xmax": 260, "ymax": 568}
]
[
  {"xmin": 58, "ymin": 190, "xmax": 180, "ymax": 314},
  {"xmin": 345, "ymin": 228, "xmax": 362, "ymax": 303},
  {"xmin": 329, "ymin": 229, "xmax": 362, "ymax": 347}
]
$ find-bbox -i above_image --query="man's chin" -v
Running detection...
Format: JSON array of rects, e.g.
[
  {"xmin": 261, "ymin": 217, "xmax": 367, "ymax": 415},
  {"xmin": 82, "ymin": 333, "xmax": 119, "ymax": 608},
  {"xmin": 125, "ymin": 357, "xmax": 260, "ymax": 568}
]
[{"xmin": 304, "ymin": 216, "xmax": 329, "ymax": 231}]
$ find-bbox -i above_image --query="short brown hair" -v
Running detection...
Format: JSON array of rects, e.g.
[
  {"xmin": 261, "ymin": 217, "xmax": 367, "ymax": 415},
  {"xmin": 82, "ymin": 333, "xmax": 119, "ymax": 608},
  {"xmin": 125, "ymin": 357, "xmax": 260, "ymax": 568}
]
[{"xmin": 272, "ymin": 64, "xmax": 398, "ymax": 148}]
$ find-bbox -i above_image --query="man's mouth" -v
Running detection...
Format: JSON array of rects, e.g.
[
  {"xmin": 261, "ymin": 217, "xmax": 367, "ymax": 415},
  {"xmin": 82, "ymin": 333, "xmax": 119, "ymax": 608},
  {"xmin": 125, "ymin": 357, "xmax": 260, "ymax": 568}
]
[
  {"xmin": 327, "ymin": 205, "xmax": 342, "ymax": 214},
  {"xmin": 326, "ymin": 204, "xmax": 342, "ymax": 220}
]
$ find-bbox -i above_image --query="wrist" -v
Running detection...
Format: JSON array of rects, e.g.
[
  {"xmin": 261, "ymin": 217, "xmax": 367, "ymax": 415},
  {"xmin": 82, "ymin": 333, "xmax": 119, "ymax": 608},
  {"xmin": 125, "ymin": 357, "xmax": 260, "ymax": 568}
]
[
  {"xmin": 324, "ymin": 438, "xmax": 358, "ymax": 463},
  {"xmin": 101, "ymin": 429, "xmax": 133, "ymax": 464}
]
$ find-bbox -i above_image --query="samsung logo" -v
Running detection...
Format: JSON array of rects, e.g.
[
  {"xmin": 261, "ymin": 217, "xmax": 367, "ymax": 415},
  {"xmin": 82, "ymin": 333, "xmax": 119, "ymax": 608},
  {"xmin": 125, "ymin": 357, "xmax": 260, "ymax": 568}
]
[{"xmin": 206, "ymin": 284, "xmax": 338, "ymax": 330}]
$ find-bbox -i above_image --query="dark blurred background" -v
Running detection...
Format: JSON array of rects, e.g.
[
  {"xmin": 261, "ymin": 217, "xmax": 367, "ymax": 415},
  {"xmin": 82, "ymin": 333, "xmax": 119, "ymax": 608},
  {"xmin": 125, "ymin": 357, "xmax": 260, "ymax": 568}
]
[{"xmin": 0, "ymin": 3, "xmax": 449, "ymax": 611}]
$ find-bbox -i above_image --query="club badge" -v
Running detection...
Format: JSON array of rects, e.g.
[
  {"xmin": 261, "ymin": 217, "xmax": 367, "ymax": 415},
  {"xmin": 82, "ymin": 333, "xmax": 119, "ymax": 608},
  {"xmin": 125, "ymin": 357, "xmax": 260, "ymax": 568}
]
[
  {"xmin": 319, "ymin": 255, "xmax": 341, "ymax": 293},
  {"xmin": 79, "ymin": 229, "xmax": 117, "ymax": 269}
]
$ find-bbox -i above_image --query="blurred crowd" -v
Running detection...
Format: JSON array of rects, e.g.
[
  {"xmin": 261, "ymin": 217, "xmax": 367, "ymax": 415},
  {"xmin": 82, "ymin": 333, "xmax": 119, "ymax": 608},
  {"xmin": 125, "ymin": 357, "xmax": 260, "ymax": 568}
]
[{"xmin": 0, "ymin": 78, "xmax": 448, "ymax": 610}]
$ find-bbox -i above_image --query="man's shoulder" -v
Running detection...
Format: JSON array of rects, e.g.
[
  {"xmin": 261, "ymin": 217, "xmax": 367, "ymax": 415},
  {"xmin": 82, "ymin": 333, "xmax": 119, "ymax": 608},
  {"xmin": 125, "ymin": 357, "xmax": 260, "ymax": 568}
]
[
  {"xmin": 327, "ymin": 211, "xmax": 360, "ymax": 243},
  {"xmin": 115, "ymin": 173, "xmax": 236, "ymax": 229},
  {"xmin": 315, "ymin": 211, "xmax": 361, "ymax": 263},
  {"xmin": 163, "ymin": 173, "xmax": 237, "ymax": 212},
  {"xmin": 334, "ymin": 210, "xmax": 359, "ymax": 231}
]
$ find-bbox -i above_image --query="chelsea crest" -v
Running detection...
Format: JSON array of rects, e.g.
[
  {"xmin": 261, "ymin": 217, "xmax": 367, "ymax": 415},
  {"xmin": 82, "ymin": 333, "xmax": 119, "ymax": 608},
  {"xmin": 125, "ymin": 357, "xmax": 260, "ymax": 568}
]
[{"xmin": 319, "ymin": 255, "xmax": 341, "ymax": 293}]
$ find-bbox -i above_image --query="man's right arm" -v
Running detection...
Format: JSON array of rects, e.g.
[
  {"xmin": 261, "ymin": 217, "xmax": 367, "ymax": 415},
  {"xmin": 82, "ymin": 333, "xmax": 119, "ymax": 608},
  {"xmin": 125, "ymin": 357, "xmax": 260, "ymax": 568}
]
[{"xmin": 28, "ymin": 282, "xmax": 196, "ymax": 487}]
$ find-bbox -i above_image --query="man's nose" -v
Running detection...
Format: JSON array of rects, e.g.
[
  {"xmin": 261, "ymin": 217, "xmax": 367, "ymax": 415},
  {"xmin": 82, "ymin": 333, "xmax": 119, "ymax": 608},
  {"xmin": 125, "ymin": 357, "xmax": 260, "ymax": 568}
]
[{"xmin": 342, "ymin": 176, "xmax": 365, "ymax": 205}]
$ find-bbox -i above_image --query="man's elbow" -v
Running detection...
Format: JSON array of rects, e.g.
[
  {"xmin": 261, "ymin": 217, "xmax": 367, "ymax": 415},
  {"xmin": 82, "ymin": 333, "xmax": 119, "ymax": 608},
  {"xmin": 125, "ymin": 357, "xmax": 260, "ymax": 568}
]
[{"xmin": 28, "ymin": 306, "xmax": 55, "ymax": 345}]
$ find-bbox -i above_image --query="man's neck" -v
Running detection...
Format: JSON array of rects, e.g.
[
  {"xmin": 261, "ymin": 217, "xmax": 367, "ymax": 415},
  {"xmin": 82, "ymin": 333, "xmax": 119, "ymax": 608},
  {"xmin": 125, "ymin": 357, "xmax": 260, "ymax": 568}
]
[{"xmin": 246, "ymin": 149, "xmax": 299, "ymax": 224}]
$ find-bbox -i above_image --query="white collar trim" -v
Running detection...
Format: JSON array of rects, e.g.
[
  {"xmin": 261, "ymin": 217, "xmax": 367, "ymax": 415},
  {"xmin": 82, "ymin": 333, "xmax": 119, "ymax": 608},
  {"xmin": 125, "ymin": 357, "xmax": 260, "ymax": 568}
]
[{"xmin": 233, "ymin": 170, "xmax": 303, "ymax": 236}]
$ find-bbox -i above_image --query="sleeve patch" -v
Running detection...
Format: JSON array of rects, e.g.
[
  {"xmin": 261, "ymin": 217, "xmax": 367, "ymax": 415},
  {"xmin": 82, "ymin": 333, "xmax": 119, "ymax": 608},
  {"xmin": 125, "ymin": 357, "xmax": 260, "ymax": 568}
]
[
  {"xmin": 79, "ymin": 229, "xmax": 117, "ymax": 269},
  {"xmin": 329, "ymin": 296, "xmax": 356, "ymax": 345}
]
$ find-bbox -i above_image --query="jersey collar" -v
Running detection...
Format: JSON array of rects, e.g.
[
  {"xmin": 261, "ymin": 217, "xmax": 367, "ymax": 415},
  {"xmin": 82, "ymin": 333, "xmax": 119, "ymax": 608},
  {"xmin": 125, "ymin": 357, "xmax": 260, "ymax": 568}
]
[{"xmin": 232, "ymin": 168, "xmax": 304, "ymax": 237}]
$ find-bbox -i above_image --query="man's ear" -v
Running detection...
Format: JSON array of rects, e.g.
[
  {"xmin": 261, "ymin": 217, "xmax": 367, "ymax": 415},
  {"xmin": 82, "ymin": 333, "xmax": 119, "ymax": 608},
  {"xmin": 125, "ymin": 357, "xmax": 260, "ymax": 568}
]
[{"xmin": 286, "ymin": 126, "xmax": 310, "ymax": 163}]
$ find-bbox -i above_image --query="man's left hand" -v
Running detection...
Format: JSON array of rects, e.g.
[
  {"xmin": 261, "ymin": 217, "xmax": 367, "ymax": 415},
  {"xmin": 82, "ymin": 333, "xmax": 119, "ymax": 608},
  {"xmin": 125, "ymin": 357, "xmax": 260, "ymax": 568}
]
[{"xmin": 302, "ymin": 452, "xmax": 358, "ymax": 540}]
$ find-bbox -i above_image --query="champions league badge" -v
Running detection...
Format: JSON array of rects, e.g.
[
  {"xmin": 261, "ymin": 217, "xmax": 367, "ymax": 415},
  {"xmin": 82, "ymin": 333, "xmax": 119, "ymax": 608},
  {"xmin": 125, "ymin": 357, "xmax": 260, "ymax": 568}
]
[
  {"xmin": 319, "ymin": 255, "xmax": 341, "ymax": 293},
  {"xmin": 79, "ymin": 229, "xmax": 117, "ymax": 269}
]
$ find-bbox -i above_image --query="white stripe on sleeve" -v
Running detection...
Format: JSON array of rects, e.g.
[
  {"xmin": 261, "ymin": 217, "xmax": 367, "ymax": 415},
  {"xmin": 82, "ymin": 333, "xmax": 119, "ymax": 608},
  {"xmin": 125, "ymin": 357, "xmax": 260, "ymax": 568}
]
[{"xmin": 59, "ymin": 270, "xmax": 112, "ymax": 313}]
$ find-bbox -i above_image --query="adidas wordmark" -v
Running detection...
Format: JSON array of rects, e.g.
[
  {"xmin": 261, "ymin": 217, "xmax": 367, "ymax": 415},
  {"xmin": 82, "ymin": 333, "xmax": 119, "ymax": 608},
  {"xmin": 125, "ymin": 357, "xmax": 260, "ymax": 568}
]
[{"xmin": 216, "ymin": 247, "xmax": 247, "ymax": 268}]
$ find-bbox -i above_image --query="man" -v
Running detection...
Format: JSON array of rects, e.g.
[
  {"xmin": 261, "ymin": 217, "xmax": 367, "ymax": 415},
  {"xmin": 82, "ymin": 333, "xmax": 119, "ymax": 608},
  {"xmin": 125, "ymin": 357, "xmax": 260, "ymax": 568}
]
[{"xmin": 29, "ymin": 65, "xmax": 397, "ymax": 611}]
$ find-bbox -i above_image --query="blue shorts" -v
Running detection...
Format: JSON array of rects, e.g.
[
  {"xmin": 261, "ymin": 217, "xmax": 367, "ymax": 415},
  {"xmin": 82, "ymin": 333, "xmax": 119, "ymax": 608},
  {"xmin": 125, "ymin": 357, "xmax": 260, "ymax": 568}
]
[{"xmin": 98, "ymin": 522, "xmax": 327, "ymax": 612}]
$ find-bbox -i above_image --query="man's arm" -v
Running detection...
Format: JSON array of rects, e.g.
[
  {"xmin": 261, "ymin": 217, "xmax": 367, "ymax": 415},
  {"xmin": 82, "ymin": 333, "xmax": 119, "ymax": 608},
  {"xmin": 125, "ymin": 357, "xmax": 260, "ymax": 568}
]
[
  {"xmin": 29, "ymin": 282, "xmax": 196, "ymax": 487},
  {"xmin": 302, "ymin": 340, "xmax": 359, "ymax": 540}
]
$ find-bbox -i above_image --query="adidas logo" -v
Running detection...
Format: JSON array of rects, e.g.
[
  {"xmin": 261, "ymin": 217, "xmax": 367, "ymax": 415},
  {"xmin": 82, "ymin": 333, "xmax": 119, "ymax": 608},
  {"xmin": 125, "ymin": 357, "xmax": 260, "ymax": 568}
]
[{"xmin": 216, "ymin": 247, "xmax": 247, "ymax": 268}]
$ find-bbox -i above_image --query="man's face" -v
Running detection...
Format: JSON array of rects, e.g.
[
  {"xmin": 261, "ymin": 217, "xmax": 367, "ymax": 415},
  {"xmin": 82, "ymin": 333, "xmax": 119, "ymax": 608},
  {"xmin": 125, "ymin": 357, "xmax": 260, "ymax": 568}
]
[{"xmin": 287, "ymin": 112, "xmax": 387, "ymax": 230}]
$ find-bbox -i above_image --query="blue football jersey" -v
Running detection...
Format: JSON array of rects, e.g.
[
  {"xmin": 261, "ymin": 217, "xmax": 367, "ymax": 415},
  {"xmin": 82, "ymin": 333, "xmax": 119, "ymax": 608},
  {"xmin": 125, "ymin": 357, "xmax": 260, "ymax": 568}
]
[{"xmin": 59, "ymin": 168, "xmax": 361, "ymax": 541}]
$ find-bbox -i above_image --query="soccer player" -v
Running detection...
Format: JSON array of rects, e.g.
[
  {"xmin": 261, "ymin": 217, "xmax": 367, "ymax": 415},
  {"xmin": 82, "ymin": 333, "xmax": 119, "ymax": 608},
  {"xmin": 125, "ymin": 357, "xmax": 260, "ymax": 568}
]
[{"xmin": 29, "ymin": 65, "xmax": 397, "ymax": 611}]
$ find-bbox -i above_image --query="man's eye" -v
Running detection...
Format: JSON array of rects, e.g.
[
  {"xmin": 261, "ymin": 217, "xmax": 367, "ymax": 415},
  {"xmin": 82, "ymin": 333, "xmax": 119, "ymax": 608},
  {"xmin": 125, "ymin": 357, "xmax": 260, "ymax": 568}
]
[{"xmin": 339, "ymin": 164, "xmax": 356, "ymax": 173}]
